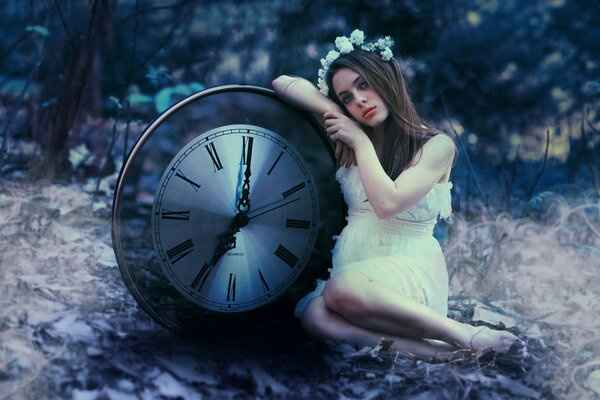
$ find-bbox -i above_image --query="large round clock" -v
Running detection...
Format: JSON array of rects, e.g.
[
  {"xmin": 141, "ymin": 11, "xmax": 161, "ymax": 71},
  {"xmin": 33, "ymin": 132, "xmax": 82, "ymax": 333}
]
[{"xmin": 112, "ymin": 85, "xmax": 345, "ymax": 339}]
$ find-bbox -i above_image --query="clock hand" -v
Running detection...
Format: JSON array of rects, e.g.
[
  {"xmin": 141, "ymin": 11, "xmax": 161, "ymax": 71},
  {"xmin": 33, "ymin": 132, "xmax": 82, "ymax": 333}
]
[
  {"xmin": 247, "ymin": 197, "xmax": 301, "ymax": 220},
  {"xmin": 234, "ymin": 156, "xmax": 246, "ymax": 210},
  {"xmin": 207, "ymin": 210, "xmax": 249, "ymax": 267},
  {"xmin": 197, "ymin": 230, "xmax": 234, "ymax": 292},
  {"xmin": 209, "ymin": 229, "xmax": 237, "ymax": 266},
  {"xmin": 203, "ymin": 193, "xmax": 298, "ymax": 289},
  {"xmin": 237, "ymin": 137, "xmax": 254, "ymax": 213}
]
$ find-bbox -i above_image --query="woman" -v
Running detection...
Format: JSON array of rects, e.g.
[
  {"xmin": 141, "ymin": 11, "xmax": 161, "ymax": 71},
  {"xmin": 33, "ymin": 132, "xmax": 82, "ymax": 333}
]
[{"xmin": 272, "ymin": 30, "xmax": 524, "ymax": 357}]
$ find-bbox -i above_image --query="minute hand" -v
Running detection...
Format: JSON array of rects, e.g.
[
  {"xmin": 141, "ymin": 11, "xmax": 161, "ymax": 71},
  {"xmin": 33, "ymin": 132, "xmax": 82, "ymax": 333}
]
[
  {"xmin": 237, "ymin": 137, "xmax": 253, "ymax": 212},
  {"xmin": 247, "ymin": 197, "xmax": 301, "ymax": 220}
]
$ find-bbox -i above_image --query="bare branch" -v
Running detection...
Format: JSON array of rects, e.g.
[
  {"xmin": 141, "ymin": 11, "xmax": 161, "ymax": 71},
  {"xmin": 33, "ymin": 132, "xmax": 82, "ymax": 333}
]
[
  {"xmin": 122, "ymin": 0, "xmax": 140, "ymax": 165},
  {"xmin": 53, "ymin": 0, "xmax": 76, "ymax": 51},
  {"xmin": 582, "ymin": 106, "xmax": 600, "ymax": 198},
  {"xmin": 133, "ymin": 2, "xmax": 194, "ymax": 72},
  {"xmin": 503, "ymin": 145, "xmax": 519, "ymax": 211},
  {"xmin": 584, "ymin": 106, "xmax": 600, "ymax": 135},
  {"xmin": 112, "ymin": 0, "xmax": 194, "ymax": 31},
  {"xmin": 521, "ymin": 129, "xmax": 550, "ymax": 217},
  {"xmin": 0, "ymin": 3, "xmax": 53, "ymax": 63},
  {"xmin": 577, "ymin": 210, "xmax": 600, "ymax": 240},
  {"xmin": 0, "ymin": 9, "xmax": 49, "ymax": 168}
]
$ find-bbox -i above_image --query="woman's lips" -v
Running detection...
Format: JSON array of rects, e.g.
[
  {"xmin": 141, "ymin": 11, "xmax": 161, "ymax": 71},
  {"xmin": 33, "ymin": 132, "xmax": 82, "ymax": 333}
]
[{"xmin": 363, "ymin": 107, "xmax": 376, "ymax": 119}]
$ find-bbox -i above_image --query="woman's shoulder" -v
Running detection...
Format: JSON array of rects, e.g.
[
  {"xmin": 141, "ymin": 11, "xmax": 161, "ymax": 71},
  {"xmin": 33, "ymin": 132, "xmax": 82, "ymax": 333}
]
[
  {"xmin": 416, "ymin": 133, "xmax": 456, "ymax": 170},
  {"xmin": 427, "ymin": 133, "xmax": 456, "ymax": 149}
]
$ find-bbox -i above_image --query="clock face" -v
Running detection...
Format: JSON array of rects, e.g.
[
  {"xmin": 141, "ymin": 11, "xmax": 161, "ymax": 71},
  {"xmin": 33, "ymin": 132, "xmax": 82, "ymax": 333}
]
[
  {"xmin": 151, "ymin": 125, "xmax": 319, "ymax": 312},
  {"xmin": 112, "ymin": 85, "xmax": 345, "ymax": 338}
]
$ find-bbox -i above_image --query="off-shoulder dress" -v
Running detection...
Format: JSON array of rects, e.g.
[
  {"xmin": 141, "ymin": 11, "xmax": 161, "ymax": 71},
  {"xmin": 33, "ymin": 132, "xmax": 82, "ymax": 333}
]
[{"xmin": 294, "ymin": 163, "xmax": 453, "ymax": 319}]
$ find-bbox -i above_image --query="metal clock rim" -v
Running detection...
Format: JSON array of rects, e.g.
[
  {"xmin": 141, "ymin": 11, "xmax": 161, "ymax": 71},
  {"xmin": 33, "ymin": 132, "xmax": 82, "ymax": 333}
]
[{"xmin": 111, "ymin": 84, "xmax": 337, "ymax": 333}]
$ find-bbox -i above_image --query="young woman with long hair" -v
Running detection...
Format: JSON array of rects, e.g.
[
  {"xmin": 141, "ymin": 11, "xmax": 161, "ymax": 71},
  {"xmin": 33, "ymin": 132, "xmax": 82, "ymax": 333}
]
[{"xmin": 272, "ymin": 30, "xmax": 525, "ymax": 357}]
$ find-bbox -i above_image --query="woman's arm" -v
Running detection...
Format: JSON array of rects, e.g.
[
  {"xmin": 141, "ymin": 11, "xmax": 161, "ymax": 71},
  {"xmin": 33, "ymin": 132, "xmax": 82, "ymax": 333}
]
[
  {"xmin": 272, "ymin": 75, "xmax": 344, "ymax": 120},
  {"xmin": 272, "ymin": 75, "xmax": 356, "ymax": 167},
  {"xmin": 324, "ymin": 111, "xmax": 455, "ymax": 219},
  {"xmin": 353, "ymin": 134, "xmax": 455, "ymax": 219}
]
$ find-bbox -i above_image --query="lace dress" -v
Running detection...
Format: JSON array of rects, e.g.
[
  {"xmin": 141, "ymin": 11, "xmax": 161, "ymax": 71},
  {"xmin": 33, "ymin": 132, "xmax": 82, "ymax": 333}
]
[{"xmin": 294, "ymin": 164, "xmax": 453, "ymax": 319}]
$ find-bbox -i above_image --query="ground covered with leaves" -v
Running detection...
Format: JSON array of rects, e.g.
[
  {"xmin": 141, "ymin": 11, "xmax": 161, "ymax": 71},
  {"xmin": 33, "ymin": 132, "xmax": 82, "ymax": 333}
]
[{"xmin": 0, "ymin": 175, "xmax": 598, "ymax": 399}]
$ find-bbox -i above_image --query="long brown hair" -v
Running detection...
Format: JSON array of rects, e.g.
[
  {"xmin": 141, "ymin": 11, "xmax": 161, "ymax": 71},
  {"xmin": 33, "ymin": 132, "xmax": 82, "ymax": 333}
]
[{"xmin": 326, "ymin": 49, "xmax": 457, "ymax": 180}]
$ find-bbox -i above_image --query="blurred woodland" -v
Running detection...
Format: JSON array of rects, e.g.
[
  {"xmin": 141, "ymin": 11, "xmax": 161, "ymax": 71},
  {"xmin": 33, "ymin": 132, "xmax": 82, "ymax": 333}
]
[
  {"xmin": 0, "ymin": 0, "xmax": 598, "ymax": 214},
  {"xmin": 1, "ymin": 0, "xmax": 600, "ymax": 399}
]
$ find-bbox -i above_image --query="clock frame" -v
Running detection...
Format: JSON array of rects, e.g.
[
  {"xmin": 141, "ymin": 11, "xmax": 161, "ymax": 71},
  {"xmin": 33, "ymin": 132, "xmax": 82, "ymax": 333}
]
[{"xmin": 112, "ymin": 85, "xmax": 345, "ymax": 339}]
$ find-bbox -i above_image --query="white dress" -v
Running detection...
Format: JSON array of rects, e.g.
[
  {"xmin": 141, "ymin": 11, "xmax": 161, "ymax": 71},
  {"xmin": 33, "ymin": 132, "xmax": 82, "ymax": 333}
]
[{"xmin": 294, "ymin": 164, "xmax": 453, "ymax": 319}]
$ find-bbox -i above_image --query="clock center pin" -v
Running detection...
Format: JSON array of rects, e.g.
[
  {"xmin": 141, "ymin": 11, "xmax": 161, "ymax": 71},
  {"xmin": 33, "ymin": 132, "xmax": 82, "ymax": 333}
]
[{"xmin": 234, "ymin": 212, "xmax": 250, "ymax": 228}]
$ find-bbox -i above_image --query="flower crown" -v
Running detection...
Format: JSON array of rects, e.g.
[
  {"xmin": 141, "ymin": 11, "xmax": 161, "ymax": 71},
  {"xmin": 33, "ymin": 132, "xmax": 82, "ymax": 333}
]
[{"xmin": 317, "ymin": 29, "xmax": 395, "ymax": 96}]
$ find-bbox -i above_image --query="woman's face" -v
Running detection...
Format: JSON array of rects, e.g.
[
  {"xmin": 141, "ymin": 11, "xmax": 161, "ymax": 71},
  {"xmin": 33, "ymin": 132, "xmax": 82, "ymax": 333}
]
[{"xmin": 331, "ymin": 67, "xmax": 389, "ymax": 128}]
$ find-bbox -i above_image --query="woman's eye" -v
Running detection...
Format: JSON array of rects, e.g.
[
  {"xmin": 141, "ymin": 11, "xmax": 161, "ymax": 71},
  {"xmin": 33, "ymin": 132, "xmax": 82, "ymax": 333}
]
[
  {"xmin": 360, "ymin": 80, "xmax": 368, "ymax": 89},
  {"xmin": 342, "ymin": 96, "xmax": 351, "ymax": 104}
]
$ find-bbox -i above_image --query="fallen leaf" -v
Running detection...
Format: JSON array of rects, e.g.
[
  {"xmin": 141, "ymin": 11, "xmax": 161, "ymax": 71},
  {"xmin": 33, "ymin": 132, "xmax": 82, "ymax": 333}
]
[
  {"xmin": 587, "ymin": 370, "xmax": 600, "ymax": 395},
  {"xmin": 496, "ymin": 374, "xmax": 541, "ymax": 398},
  {"xmin": 248, "ymin": 363, "xmax": 289, "ymax": 396},
  {"xmin": 154, "ymin": 372, "xmax": 199, "ymax": 399}
]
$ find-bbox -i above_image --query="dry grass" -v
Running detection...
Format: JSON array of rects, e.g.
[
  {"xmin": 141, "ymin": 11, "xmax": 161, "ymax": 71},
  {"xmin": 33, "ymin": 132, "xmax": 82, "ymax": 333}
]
[
  {"xmin": 445, "ymin": 189, "xmax": 600, "ymax": 398},
  {"xmin": 0, "ymin": 177, "xmax": 598, "ymax": 398}
]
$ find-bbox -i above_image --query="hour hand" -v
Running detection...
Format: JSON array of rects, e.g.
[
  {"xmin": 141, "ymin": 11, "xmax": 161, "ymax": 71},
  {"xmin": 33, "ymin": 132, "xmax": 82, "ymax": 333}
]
[
  {"xmin": 209, "ymin": 234, "xmax": 231, "ymax": 266},
  {"xmin": 209, "ymin": 221, "xmax": 240, "ymax": 267},
  {"xmin": 194, "ymin": 222, "xmax": 239, "ymax": 291}
]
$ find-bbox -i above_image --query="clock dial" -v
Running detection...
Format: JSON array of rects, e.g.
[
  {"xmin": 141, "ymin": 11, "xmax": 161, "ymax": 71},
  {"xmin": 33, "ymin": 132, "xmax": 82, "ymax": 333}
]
[
  {"xmin": 152, "ymin": 125, "xmax": 319, "ymax": 312},
  {"xmin": 112, "ymin": 85, "xmax": 345, "ymax": 338}
]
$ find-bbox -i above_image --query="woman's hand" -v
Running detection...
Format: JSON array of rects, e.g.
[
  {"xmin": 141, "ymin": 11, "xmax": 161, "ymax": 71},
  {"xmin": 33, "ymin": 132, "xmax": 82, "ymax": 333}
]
[
  {"xmin": 272, "ymin": 78, "xmax": 358, "ymax": 167},
  {"xmin": 323, "ymin": 110, "xmax": 358, "ymax": 167},
  {"xmin": 324, "ymin": 111, "xmax": 369, "ymax": 151}
]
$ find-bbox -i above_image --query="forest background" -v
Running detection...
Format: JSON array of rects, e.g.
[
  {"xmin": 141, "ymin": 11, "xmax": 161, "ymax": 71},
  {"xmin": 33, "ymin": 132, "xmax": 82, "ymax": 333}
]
[{"xmin": 0, "ymin": 0, "xmax": 599, "ymax": 399}]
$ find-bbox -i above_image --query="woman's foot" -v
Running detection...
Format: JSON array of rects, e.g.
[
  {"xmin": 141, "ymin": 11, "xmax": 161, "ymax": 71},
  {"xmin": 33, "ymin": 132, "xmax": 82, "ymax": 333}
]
[{"xmin": 467, "ymin": 326, "xmax": 524, "ymax": 354}]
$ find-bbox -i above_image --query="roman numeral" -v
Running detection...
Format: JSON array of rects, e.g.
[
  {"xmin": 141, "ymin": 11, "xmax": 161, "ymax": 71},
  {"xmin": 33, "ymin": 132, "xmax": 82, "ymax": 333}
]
[
  {"xmin": 191, "ymin": 262, "xmax": 211, "ymax": 291},
  {"xmin": 274, "ymin": 244, "xmax": 298, "ymax": 268},
  {"xmin": 226, "ymin": 273, "xmax": 236, "ymax": 301},
  {"xmin": 267, "ymin": 151, "xmax": 283, "ymax": 176},
  {"xmin": 285, "ymin": 219, "xmax": 310, "ymax": 229},
  {"xmin": 258, "ymin": 269, "xmax": 270, "ymax": 293},
  {"xmin": 161, "ymin": 209, "xmax": 190, "ymax": 221},
  {"xmin": 282, "ymin": 182, "xmax": 306, "ymax": 198},
  {"xmin": 166, "ymin": 239, "xmax": 194, "ymax": 264},
  {"xmin": 241, "ymin": 136, "xmax": 254, "ymax": 165},
  {"xmin": 205, "ymin": 142, "xmax": 223, "ymax": 172},
  {"xmin": 175, "ymin": 170, "xmax": 201, "ymax": 191}
]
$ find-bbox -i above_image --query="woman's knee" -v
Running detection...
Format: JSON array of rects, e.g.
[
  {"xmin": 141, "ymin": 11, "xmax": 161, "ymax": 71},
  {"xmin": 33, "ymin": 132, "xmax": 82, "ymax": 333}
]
[{"xmin": 322, "ymin": 270, "xmax": 370, "ymax": 316}]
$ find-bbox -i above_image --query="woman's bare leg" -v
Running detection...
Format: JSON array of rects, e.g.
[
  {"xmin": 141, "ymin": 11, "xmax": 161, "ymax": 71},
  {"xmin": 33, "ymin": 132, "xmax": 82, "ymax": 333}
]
[
  {"xmin": 301, "ymin": 296, "xmax": 459, "ymax": 356},
  {"xmin": 321, "ymin": 270, "xmax": 520, "ymax": 352}
]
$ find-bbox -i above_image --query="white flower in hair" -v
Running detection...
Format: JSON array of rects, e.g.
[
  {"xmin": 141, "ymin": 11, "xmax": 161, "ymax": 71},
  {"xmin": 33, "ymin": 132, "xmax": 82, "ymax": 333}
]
[
  {"xmin": 316, "ymin": 29, "xmax": 395, "ymax": 96},
  {"xmin": 335, "ymin": 36, "xmax": 354, "ymax": 54},
  {"xmin": 381, "ymin": 48, "xmax": 393, "ymax": 61},
  {"xmin": 317, "ymin": 77, "xmax": 329, "ymax": 96},
  {"xmin": 350, "ymin": 29, "xmax": 365, "ymax": 45},
  {"xmin": 325, "ymin": 50, "xmax": 340, "ymax": 63},
  {"xmin": 361, "ymin": 43, "xmax": 375, "ymax": 52}
]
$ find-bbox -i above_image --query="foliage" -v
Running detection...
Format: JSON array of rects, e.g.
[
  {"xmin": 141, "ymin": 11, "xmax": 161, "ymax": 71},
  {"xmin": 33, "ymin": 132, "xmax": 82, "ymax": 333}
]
[
  {"xmin": 0, "ymin": 1, "xmax": 596, "ymax": 177},
  {"xmin": 0, "ymin": 1, "xmax": 598, "ymax": 397},
  {"xmin": 0, "ymin": 178, "xmax": 557, "ymax": 399}
]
